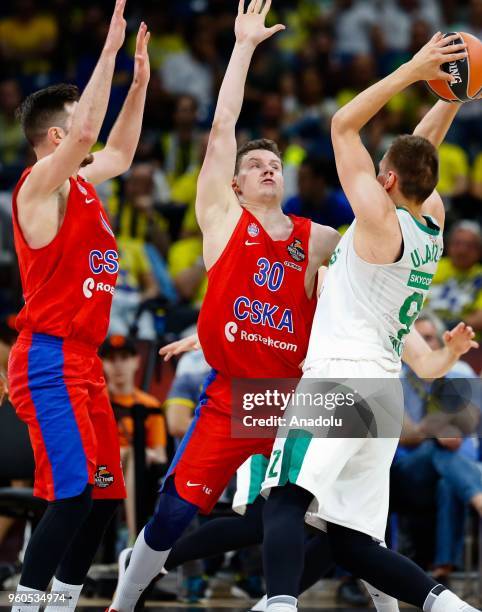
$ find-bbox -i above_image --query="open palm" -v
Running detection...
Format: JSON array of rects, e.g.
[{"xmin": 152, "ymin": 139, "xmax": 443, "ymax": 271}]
[{"xmin": 235, "ymin": 0, "xmax": 285, "ymax": 47}]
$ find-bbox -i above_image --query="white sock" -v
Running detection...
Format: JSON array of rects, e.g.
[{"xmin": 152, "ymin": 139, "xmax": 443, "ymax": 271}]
[
  {"xmin": 424, "ymin": 587, "xmax": 480, "ymax": 612},
  {"xmin": 110, "ymin": 528, "xmax": 171, "ymax": 612},
  {"xmin": 363, "ymin": 581, "xmax": 400, "ymax": 612},
  {"xmin": 252, "ymin": 594, "xmax": 268, "ymax": 611},
  {"xmin": 45, "ymin": 578, "xmax": 83, "ymax": 611},
  {"xmin": 266, "ymin": 595, "xmax": 297, "ymax": 612},
  {"xmin": 11, "ymin": 584, "xmax": 44, "ymax": 612}
]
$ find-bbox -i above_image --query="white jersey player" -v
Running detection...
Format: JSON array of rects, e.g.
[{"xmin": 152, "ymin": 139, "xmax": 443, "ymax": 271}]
[{"xmin": 262, "ymin": 32, "xmax": 480, "ymax": 612}]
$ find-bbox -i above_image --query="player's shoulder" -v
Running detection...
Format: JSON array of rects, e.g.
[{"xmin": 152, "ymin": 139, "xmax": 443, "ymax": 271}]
[
  {"xmin": 310, "ymin": 222, "xmax": 340, "ymax": 249},
  {"xmin": 420, "ymin": 191, "xmax": 445, "ymax": 232},
  {"xmin": 309, "ymin": 222, "xmax": 341, "ymax": 266}
]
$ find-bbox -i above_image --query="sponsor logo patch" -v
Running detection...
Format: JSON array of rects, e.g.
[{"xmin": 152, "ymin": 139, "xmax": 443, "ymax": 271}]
[
  {"xmin": 407, "ymin": 269, "xmax": 433, "ymax": 290},
  {"xmin": 95, "ymin": 465, "xmax": 114, "ymax": 488},
  {"xmin": 247, "ymin": 222, "xmax": 260, "ymax": 237},
  {"xmin": 287, "ymin": 238, "xmax": 305, "ymax": 262}
]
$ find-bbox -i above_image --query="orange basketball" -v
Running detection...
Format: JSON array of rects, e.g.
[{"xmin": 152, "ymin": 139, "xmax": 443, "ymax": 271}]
[{"xmin": 427, "ymin": 32, "xmax": 482, "ymax": 102}]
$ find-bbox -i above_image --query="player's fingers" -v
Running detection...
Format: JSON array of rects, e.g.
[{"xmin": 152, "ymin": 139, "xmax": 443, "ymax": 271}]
[
  {"xmin": 238, "ymin": 0, "xmax": 244, "ymax": 15},
  {"xmin": 163, "ymin": 351, "xmax": 173, "ymax": 362},
  {"xmin": 247, "ymin": 0, "xmax": 257, "ymax": 13},
  {"xmin": 471, "ymin": 341, "xmax": 479, "ymax": 349},
  {"xmin": 266, "ymin": 23, "xmax": 285, "ymax": 36},
  {"xmin": 439, "ymin": 32, "xmax": 463, "ymax": 46},
  {"xmin": 144, "ymin": 31, "xmax": 151, "ymax": 48},
  {"xmin": 261, "ymin": 0, "xmax": 272, "ymax": 16},
  {"xmin": 440, "ymin": 42, "xmax": 467, "ymax": 53},
  {"xmin": 441, "ymin": 51, "xmax": 468, "ymax": 64},
  {"xmin": 115, "ymin": 0, "xmax": 127, "ymax": 16},
  {"xmin": 253, "ymin": 0, "xmax": 263, "ymax": 13},
  {"xmin": 135, "ymin": 22, "xmax": 143, "ymax": 51}
]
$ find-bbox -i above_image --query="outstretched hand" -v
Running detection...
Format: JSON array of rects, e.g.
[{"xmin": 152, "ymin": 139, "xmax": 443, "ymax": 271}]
[
  {"xmin": 133, "ymin": 22, "xmax": 151, "ymax": 88},
  {"xmin": 407, "ymin": 32, "xmax": 467, "ymax": 83},
  {"xmin": 235, "ymin": 0, "xmax": 285, "ymax": 47},
  {"xmin": 104, "ymin": 0, "xmax": 127, "ymax": 54},
  {"xmin": 443, "ymin": 321, "xmax": 478, "ymax": 358},
  {"xmin": 159, "ymin": 334, "xmax": 201, "ymax": 361}
]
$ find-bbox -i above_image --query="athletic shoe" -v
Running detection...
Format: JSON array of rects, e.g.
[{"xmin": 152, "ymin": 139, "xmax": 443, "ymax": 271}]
[
  {"xmin": 231, "ymin": 575, "xmax": 265, "ymax": 599},
  {"xmin": 336, "ymin": 577, "xmax": 370, "ymax": 607},
  {"xmin": 179, "ymin": 575, "xmax": 208, "ymax": 603},
  {"xmin": 249, "ymin": 594, "xmax": 267, "ymax": 611}
]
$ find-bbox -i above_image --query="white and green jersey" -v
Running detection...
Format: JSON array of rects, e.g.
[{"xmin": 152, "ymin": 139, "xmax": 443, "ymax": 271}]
[{"xmin": 304, "ymin": 207, "xmax": 443, "ymax": 373}]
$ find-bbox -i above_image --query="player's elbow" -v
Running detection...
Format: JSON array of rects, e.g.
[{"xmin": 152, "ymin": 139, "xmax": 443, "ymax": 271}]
[
  {"xmin": 211, "ymin": 111, "xmax": 236, "ymax": 134},
  {"xmin": 331, "ymin": 109, "xmax": 351, "ymax": 136},
  {"xmin": 73, "ymin": 126, "xmax": 97, "ymax": 148}
]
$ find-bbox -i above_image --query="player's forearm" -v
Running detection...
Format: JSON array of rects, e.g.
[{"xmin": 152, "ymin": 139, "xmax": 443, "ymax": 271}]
[
  {"xmin": 105, "ymin": 81, "xmax": 148, "ymax": 167},
  {"xmin": 413, "ymin": 100, "xmax": 461, "ymax": 147},
  {"xmin": 411, "ymin": 346, "xmax": 459, "ymax": 379},
  {"xmin": 70, "ymin": 48, "xmax": 117, "ymax": 143},
  {"xmin": 332, "ymin": 63, "xmax": 415, "ymax": 135},
  {"xmin": 212, "ymin": 41, "xmax": 255, "ymax": 128}
]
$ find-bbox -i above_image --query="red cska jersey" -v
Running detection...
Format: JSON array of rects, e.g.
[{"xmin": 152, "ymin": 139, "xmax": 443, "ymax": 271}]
[
  {"xmin": 12, "ymin": 168, "xmax": 118, "ymax": 348},
  {"xmin": 197, "ymin": 208, "xmax": 317, "ymax": 379}
]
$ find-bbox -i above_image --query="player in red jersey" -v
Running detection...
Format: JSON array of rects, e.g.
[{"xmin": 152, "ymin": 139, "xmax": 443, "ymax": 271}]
[
  {"xmin": 7, "ymin": 1, "xmax": 151, "ymax": 608},
  {"xmin": 109, "ymin": 2, "xmax": 339, "ymax": 610}
]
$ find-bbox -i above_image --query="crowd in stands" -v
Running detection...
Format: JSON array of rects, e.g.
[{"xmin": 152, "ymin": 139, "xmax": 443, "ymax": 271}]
[{"xmin": 1, "ymin": 0, "xmax": 482, "ymax": 605}]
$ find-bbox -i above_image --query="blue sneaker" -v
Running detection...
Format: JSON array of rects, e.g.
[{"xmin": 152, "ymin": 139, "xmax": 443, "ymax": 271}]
[{"xmin": 180, "ymin": 576, "xmax": 208, "ymax": 603}]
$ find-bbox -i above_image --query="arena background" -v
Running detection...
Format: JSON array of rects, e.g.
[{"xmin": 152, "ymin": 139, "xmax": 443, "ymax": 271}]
[{"xmin": 0, "ymin": 0, "xmax": 482, "ymax": 609}]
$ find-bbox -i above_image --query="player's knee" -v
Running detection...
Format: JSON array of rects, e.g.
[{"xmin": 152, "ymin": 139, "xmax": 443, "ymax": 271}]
[
  {"xmin": 144, "ymin": 479, "xmax": 198, "ymax": 551},
  {"xmin": 50, "ymin": 484, "xmax": 93, "ymax": 523},
  {"xmin": 328, "ymin": 523, "xmax": 373, "ymax": 571},
  {"xmin": 264, "ymin": 483, "xmax": 312, "ymax": 527}
]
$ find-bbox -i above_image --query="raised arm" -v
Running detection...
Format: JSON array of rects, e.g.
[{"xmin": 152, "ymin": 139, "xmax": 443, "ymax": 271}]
[
  {"xmin": 331, "ymin": 33, "xmax": 466, "ymax": 228},
  {"xmin": 22, "ymin": 0, "xmax": 127, "ymax": 199},
  {"xmin": 195, "ymin": 0, "xmax": 284, "ymax": 232},
  {"xmin": 81, "ymin": 23, "xmax": 151, "ymax": 185},
  {"xmin": 412, "ymin": 100, "xmax": 462, "ymax": 229},
  {"xmin": 402, "ymin": 321, "xmax": 478, "ymax": 379}
]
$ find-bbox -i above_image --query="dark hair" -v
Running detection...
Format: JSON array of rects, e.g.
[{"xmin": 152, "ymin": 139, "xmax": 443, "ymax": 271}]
[
  {"xmin": 385, "ymin": 135, "xmax": 438, "ymax": 205},
  {"xmin": 16, "ymin": 84, "xmax": 80, "ymax": 146},
  {"xmin": 234, "ymin": 138, "xmax": 282, "ymax": 175}
]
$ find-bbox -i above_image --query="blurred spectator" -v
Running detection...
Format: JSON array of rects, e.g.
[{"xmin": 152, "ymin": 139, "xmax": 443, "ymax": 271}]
[
  {"xmin": 165, "ymin": 348, "xmax": 210, "ymax": 439},
  {"xmin": 0, "ymin": 79, "xmax": 28, "ymax": 189},
  {"xmin": 333, "ymin": 0, "xmax": 377, "ymax": 58},
  {"xmin": 109, "ymin": 163, "xmax": 170, "ymax": 255},
  {"xmin": 161, "ymin": 22, "xmax": 218, "ymax": 122},
  {"xmin": 429, "ymin": 221, "xmax": 482, "ymax": 335},
  {"xmin": 391, "ymin": 313, "xmax": 482, "ymax": 582},
  {"xmin": 109, "ymin": 238, "xmax": 160, "ymax": 340},
  {"xmin": 470, "ymin": 151, "xmax": 482, "ymax": 207},
  {"xmin": 437, "ymin": 143, "xmax": 470, "ymax": 201},
  {"xmin": 283, "ymin": 157, "xmax": 354, "ymax": 230},
  {"xmin": 378, "ymin": 0, "xmax": 442, "ymax": 54},
  {"xmin": 101, "ymin": 335, "xmax": 167, "ymax": 544},
  {"xmin": 167, "ymin": 231, "xmax": 207, "ymax": 309},
  {"xmin": 161, "ymin": 95, "xmax": 204, "ymax": 212},
  {"xmin": 0, "ymin": 0, "xmax": 58, "ymax": 88},
  {"xmin": 0, "ymin": 314, "xmax": 31, "ymax": 551},
  {"xmin": 466, "ymin": 0, "xmax": 482, "ymax": 40}
]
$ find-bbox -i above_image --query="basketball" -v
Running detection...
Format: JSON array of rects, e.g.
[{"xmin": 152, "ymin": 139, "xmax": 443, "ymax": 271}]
[{"xmin": 427, "ymin": 31, "xmax": 482, "ymax": 102}]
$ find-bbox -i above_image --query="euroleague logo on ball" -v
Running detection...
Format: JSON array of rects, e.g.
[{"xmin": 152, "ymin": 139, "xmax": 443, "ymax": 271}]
[{"xmin": 247, "ymin": 222, "xmax": 260, "ymax": 238}]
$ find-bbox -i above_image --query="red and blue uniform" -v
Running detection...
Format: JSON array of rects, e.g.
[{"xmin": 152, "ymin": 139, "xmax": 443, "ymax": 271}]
[
  {"xmin": 168, "ymin": 208, "xmax": 317, "ymax": 512},
  {"xmin": 8, "ymin": 168, "xmax": 126, "ymax": 501}
]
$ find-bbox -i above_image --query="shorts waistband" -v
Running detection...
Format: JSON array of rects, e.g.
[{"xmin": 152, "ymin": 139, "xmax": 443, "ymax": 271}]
[{"xmin": 17, "ymin": 331, "xmax": 98, "ymax": 356}]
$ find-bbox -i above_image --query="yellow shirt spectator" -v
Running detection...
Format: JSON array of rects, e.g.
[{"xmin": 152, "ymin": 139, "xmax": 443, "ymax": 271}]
[
  {"xmin": 437, "ymin": 143, "xmax": 469, "ymax": 197},
  {"xmin": 168, "ymin": 236, "xmax": 207, "ymax": 306},
  {"xmin": 429, "ymin": 257, "xmax": 482, "ymax": 330}
]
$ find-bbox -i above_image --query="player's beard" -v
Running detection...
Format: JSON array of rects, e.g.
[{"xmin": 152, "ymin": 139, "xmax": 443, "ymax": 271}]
[{"xmin": 80, "ymin": 153, "xmax": 94, "ymax": 168}]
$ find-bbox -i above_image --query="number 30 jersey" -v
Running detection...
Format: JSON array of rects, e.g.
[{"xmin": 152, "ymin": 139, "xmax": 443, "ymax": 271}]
[
  {"xmin": 197, "ymin": 208, "xmax": 317, "ymax": 379},
  {"xmin": 304, "ymin": 207, "xmax": 444, "ymax": 373}
]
